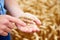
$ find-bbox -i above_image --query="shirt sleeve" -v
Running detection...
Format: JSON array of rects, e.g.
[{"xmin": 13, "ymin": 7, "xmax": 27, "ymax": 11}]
[{"xmin": 0, "ymin": 0, "xmax": 6, "ymax": 15}]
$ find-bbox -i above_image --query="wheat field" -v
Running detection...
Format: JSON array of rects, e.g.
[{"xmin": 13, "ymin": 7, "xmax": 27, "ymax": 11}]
[{"xmin": 11, "ymin": 0, "xmax": 60, "ymax": 40}]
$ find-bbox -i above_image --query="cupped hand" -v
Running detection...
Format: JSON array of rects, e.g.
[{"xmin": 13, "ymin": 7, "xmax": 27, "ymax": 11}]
[{"xmin": 15, "ymin": 13, "xmax": 41, "ymax": 33}]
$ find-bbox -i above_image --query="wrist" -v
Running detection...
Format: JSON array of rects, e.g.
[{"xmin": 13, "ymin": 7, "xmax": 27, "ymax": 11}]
[{"xmin": 10, "ymin": 10, "xmax": 24, "ymax": 18}]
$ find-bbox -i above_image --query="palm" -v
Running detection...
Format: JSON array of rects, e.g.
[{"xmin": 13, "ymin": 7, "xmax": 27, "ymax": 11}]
[
  {"xmin": 17, "ymin": 20, "xmax": 40, "ymax": 33},
  {"xmin": 17, "ymin": 13, "xmax": 41, "ymax": 33}
]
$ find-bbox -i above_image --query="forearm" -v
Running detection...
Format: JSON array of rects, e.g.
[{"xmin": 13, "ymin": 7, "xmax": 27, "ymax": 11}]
[{"xmin": 5, "ymin": 0, "xmax": 24, "ymax": 17}]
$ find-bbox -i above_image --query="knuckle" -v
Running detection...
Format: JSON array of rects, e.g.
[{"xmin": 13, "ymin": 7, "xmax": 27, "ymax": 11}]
[
  {"xmin": 0, "ymin": 31, "xmax": 8, "ymax": 36},
  {"xmin": 2, "ymin": 33, "xmax": 8, "ymax": 36},
  {"xmin": 4, "ymin": 20, "xmax": 9, "ymax": 23},
  {"xmin": 4, "ymin": 21, "xmax": 9, "ymax": 25},
  {"xmin": 0, "ymin": 30, "xmax": 3, "ymax": 34},
  {"xmin": 7, "ymin": 28, "xmax": 11, "ymax": 32},
  {"xmin": 1, "ymin": 26, "xmax": 7, "ymax": 30},
  {"xmin": 7, "ymin": 23, "xmax": 15, "ymax": 29},
  {"xmin": 0, "ymin": 19, "xmax": 9, "ymax": 25}
]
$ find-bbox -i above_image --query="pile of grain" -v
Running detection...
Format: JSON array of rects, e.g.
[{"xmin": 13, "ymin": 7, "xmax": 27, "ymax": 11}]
[{"xmin": 11, "ymin": 0, "xmax": 60, "ymax": 40}]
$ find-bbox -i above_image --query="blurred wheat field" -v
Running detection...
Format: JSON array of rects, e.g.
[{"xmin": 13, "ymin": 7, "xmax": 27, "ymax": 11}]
[{"xmin": 11, "ymin": 0, "xmax": 60, "ymax": 40}]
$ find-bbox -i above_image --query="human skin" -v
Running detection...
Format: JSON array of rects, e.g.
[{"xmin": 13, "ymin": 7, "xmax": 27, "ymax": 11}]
[{"xmin": 0, "ymin": 0, "xmax": 41, "ymax": 36}]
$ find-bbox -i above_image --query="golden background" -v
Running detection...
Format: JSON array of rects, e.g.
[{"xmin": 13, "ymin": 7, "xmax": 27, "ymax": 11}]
[{"xmin": 11, "ymin": 0, "xmax": 60, "ymax": 40}]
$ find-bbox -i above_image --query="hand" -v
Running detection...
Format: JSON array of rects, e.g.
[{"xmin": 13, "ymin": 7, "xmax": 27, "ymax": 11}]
[
  {"xmin": 15, "ymin": 13, "xmax": 41, "ymax": 33},
  {"xmin": 17, "ymin": 20, "xmax": 40, "ymax": 33},
  {"xmin": 0, "ymin": 15, "xmax": 26, "ymax": 36},
  {"xmin": 14, "ymin": 12, "xmax": 41, "ymax": 25}
]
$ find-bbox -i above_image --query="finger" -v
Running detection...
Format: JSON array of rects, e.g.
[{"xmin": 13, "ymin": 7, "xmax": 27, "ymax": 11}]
[
  {"xmin": 23, "ymin": 13, "xmax": 41, "ymax": 25},
  {"xmin": 0, "ymin": 30, "xmax": 8, "ymax": 36},
  {"xmin": 0, "ymin": 25, "xmax": 11, "ymax": 33},
  {"xmin": 32, "ymin": 26, "xmax": 40, "ymax": 32},
  {"xmin": 5, "ymin": 15, "xmax": 26, "ymax": 26},
  {"xmin": 1, "ymin": 19, "xmax": 15, "ymax": 29},
  {"xmin": 0, "ymin": 30, "xmax": 4, "ymax": 35},
  {"xmin": 34, "ymin": 19, "xmax": 41, "ymax": 25},
  {"xmin": 1, "ymin": 32, "xmax": 8, "ymax": 36},
  {"xmin": 6, "ymin": 22, "xmax": 15, "ymax": 29},
  {"xmin": 4, "ymin": 27, "xmax": 11, "ymax": 33}
]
